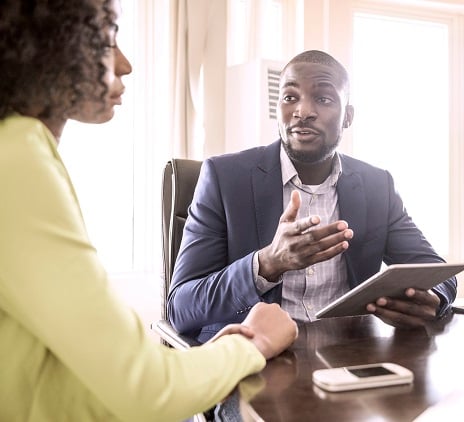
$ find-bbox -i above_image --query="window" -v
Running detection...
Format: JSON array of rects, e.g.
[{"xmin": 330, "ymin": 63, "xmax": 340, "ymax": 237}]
[
  {"xmin": 60, "ymin": 4, "xmax": 136, "ymax": 273},
  {"xmin": 227, "ymin": 0, "xmax": 289, "ymax": 66},
  {"xmin": 59, "ymin": 1, "xmax": 172, "ymax": 280},
  {"xmin": 55, "ymin": 0, "xmax": 464, "ymax": 298},
  {"xmin": 352, "ymin": 12, "xmax": 450, "ymax": 256}
]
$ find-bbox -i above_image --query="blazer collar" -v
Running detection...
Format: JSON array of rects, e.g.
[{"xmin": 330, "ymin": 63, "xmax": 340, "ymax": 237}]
[
  {"xmin": 253, "ymin": 140, "xmax": 283, "ymax": 247},
  {"xmin": 257, "ymin": 139, "xmax": 282, "ymax": 173},
  {"xmin": 337, "ymin": 154, "xmax": 367, "ymax": 243}
]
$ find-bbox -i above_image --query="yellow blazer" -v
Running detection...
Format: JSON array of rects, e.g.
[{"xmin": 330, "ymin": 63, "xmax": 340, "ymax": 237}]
[{"xmin": 0, "ymin": 115, "xmax": 264, "ymax": 422}]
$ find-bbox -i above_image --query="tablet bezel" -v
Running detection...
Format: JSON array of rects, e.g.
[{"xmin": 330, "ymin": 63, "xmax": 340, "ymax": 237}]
[{"xmin": 316, "ymin": 263, "xmax": 464, "ymax": 319}]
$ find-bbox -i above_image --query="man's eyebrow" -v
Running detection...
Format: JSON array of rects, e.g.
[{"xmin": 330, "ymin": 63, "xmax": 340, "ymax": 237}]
[
  {"xmin": 280, "ymin": 80, "xmax": 299, "ymax": 89},
  {"xmin": 280, "ymin": 80, "xmax": 338, "ymax": 90},
  {"xmin": 311, "ymin": 80, "xmax": 337, "ymax": 90}
]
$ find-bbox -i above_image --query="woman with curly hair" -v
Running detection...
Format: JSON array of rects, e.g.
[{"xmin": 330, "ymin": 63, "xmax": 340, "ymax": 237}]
[{"xmin": 0, "ymin": 1, "xmax": 298, "ymax": 421}]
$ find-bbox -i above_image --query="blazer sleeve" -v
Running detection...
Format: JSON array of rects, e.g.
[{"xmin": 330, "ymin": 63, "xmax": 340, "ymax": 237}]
[
  {"xmin": 0, "ymin": 118, "xmax": 266, "ymax": 422},
  {"xmin": 382, "ymin": 171, "xmax": 457, "ymax": 315},
  {"xmin": 343, "ymin": 164, "xmax": 457, "ymax": 316},
  {"xmin": 168, "ymin": 159, "xmax": 263, "ymax": 336}
]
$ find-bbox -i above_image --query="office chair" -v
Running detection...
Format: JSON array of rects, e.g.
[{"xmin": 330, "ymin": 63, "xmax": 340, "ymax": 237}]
[
  {"xmin": 154, "ymin": 159, "xmax": 210, "ymax": 422},
  {"xmin": 155, "ymin": 159, "xmax": 261, "ymax": 421},
  {"xmin": 154, "ymin": 158, "xmax": 203, "ymax": 349}
]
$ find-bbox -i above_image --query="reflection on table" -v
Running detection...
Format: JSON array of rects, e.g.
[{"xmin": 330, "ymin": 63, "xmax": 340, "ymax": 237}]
[{"xmin": 244, "ymin": 312, "xmax": 464, "ymax": 422}]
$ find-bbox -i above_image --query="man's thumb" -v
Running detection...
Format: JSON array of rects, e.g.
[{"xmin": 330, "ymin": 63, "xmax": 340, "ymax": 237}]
[{"xmin": 280, "ymin": 190, "xmax": 301, "ymax": 223}]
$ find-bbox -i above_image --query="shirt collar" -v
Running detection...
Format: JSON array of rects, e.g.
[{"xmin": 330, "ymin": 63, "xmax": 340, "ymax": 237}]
[{"xmin": 280, "ymin": 143, "xmax": 343, "ymax": 188}]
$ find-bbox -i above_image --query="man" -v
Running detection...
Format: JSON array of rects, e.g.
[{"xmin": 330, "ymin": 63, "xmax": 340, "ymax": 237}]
[{"xmin": 167, "ymin": 50, "xmax": 457, "ymax": 342}]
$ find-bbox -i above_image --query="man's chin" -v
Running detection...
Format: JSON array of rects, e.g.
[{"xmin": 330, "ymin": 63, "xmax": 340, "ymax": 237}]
[
  {"xmin": 284, "ymin": 145, "xmax": 333, "ymax": 165},
  {"xmin": 282, "ymin": 137, "xmax": 340, "ymax": 164}
]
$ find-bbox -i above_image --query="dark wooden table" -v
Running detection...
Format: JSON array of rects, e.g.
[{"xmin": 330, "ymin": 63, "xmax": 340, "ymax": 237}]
[{"xmin": 247, "ymin": 311, "xmax": 464, "ymax": 422}]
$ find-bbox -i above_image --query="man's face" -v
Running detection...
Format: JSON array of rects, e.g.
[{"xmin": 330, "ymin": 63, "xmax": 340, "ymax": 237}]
[{"xmin": 277, "ymin": 62, "xmax": 353, "ymax": 165}]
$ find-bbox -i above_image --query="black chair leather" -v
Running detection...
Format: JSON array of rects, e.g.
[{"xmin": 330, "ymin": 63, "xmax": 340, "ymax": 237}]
[
  {"xmin": 154, "ymin": 159, "xmax": 238, "ymax": 422},
  {"xmin": 154, "ymin": 159, "xmax": 202, "ymax": 349}
]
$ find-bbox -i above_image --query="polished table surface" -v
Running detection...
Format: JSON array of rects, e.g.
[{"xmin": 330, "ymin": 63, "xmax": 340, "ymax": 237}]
[{"xmin": 247, "ymin": 311, "xmax": 464, "ymax": 422}]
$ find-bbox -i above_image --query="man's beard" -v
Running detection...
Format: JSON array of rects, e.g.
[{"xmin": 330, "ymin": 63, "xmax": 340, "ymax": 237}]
[{"xmin": 282, "ymin": 136, "xmax": 340, "ymax": 165}]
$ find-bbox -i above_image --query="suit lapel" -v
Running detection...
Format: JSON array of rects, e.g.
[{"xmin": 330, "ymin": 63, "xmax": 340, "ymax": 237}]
[
  {"xmin": 250, "ymin": 147, "xmax": 369, "ymax": 246},
  {"xmin": 337, "ymin": 156, "xmax": 367, "ymax": 243},
  {"xmin": 252, "ymin": 141, "xmax": 283, "ymax": 248}
]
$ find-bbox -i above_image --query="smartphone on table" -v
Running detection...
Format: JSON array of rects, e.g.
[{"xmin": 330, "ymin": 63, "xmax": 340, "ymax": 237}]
[{"xmin": 312, "ymin": 362, "xmax": 413, "ymax": 392}]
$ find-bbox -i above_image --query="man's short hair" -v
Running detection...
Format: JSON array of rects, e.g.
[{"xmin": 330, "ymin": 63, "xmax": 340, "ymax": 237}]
[{"xmin": 282, "ymin": 50, "xmax": 350, "ymax": 96}]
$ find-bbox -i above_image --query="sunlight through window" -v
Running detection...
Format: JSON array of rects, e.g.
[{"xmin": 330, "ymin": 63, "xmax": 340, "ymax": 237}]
[
  {"xmin": 59, "ymin": 4, "xmax": 136, "ymax": 273},
  {"xmin": 352, "ymin": 13, "xmax": 449, "ymax": 257}
]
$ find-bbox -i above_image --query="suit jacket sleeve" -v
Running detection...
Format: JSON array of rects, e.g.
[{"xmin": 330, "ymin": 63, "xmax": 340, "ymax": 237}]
[
  {"xmin": 340, "ymin": 158, "xmax": 457, "ymax": 316},
  {"xmin": 167, "ymin": 158, "xmax": 266, "ymax": 337},
  {"xmin": 382, "ymin": 170, "xmax": 457, "ymax": 315}
]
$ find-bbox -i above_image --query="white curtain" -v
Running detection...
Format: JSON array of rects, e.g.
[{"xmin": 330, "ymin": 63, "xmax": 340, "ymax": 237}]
[{"xmin": 170, "ymin": 0, "xmax": 227, "ymax": 159}]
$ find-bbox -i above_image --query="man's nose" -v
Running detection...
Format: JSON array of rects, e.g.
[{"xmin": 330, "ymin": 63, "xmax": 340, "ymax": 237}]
[{"xmin": 292, "ymin": 101, "xmax": 317, "ymax": 120}]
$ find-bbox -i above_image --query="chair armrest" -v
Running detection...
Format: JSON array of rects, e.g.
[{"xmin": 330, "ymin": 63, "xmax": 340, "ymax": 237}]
[
  {"xmin": 151, "ymin": 319, "xmax": 201, "ymax": 350},
  {"xmin": 151, "ymin": 320, "xmax": 210, "ymax": 422}
]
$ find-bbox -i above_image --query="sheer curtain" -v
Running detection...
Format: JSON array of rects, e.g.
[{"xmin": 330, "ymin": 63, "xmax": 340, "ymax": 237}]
[
  {"xmin": 170, "ymin": 0, "xmax": 297, "ymax": 159},
  {"xmin": 170, "ymin": 0, "xmax": 227, "ymax": 159}
]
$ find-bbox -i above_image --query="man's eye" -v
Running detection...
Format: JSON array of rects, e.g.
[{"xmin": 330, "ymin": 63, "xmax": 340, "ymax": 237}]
[
  {"xmin": 318, "ymin": 97, "xmax": 333, "ymax": 104},
  {"xmin": 283, "ymin": 95, "xmax": 296, "ymax": 102}
]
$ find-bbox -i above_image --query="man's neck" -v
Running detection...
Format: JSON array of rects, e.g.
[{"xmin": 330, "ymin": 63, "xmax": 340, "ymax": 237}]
[{"xmin": 293, "ymin": 155, "xmax": 335, "ymax": 185}]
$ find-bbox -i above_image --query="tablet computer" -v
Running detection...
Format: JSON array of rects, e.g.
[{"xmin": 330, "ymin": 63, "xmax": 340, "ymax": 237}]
[{"xmin": 316, "ymin": 263, "xmax": 464, "ymax": 319}]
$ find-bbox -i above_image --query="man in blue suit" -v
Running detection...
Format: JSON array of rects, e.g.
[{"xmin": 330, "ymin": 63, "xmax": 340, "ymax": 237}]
[{"xmin": 168, "ymin": 50, "xmax": 457, "ymax": 342}]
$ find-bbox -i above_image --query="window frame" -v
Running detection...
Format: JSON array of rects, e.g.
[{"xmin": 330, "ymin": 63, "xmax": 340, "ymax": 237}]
[{"xmin": 349, "ymin": 0, "xmax": 464, "ymax": 266}]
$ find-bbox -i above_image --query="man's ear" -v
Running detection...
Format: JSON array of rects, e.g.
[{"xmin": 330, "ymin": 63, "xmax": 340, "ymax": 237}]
[{"xmin": 343, "ymin": 105, "xmax": 354, "ymax": 128}]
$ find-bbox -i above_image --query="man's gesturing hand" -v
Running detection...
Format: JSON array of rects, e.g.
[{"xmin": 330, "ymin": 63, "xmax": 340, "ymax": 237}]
[{"xmin": 258, "ymin": 190, "xmax": 353, "ymax": 282}]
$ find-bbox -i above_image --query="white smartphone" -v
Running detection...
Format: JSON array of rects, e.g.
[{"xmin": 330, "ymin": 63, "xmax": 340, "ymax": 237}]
[{"xmin": 312, "ymin": 362, "xmax": 413, "ymax": 392}]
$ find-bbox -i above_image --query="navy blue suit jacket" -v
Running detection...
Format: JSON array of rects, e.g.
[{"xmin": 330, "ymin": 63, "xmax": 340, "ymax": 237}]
[{"xmin": 167, "ymin": 140, "xmax": 457, "ymax": 342}]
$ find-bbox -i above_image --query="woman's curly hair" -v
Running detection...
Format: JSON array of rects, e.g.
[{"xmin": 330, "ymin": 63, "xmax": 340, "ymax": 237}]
[{"xmin": 0, "ymin": 0, "xmax": 116, "ymax": 120}]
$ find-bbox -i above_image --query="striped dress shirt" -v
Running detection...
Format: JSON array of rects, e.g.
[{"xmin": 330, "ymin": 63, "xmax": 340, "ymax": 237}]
[{"xmin": 254, "ymin": 146, "xmax": 350, "ymax": 322}]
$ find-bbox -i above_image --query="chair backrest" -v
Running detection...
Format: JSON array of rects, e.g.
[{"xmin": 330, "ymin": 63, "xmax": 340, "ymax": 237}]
[{"xmin": 161, "ymin": 159, "xmax": 202, "ymax": 320}]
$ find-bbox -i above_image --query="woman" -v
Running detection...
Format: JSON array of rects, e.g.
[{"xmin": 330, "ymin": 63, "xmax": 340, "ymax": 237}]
[{"xmin": 0, "ymin": 1, "xmax": 298, "ymax": 421}]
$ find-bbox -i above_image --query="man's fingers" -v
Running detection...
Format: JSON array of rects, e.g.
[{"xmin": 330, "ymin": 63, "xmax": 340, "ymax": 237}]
[
  {"xmin": 295, "ymin": 215, "xmax": 321, "ymax": 235},
  {"xmin": 298, "ymin": 220, "xmax": 351, "ymax": 239},
  {"xmin": 280, "ymin": 190, "xmax": 301, "ymax": 223},
  {"xmin": 366, "ymin": 305, "xmax": 428, "ymax": 329},
  {"xmin": 365, "ymin": 290, "xmax": 440, "ymax": 328},
  {"xmin": 304, "ymin": 240, "xmax": 350, "ymax": 264}
]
